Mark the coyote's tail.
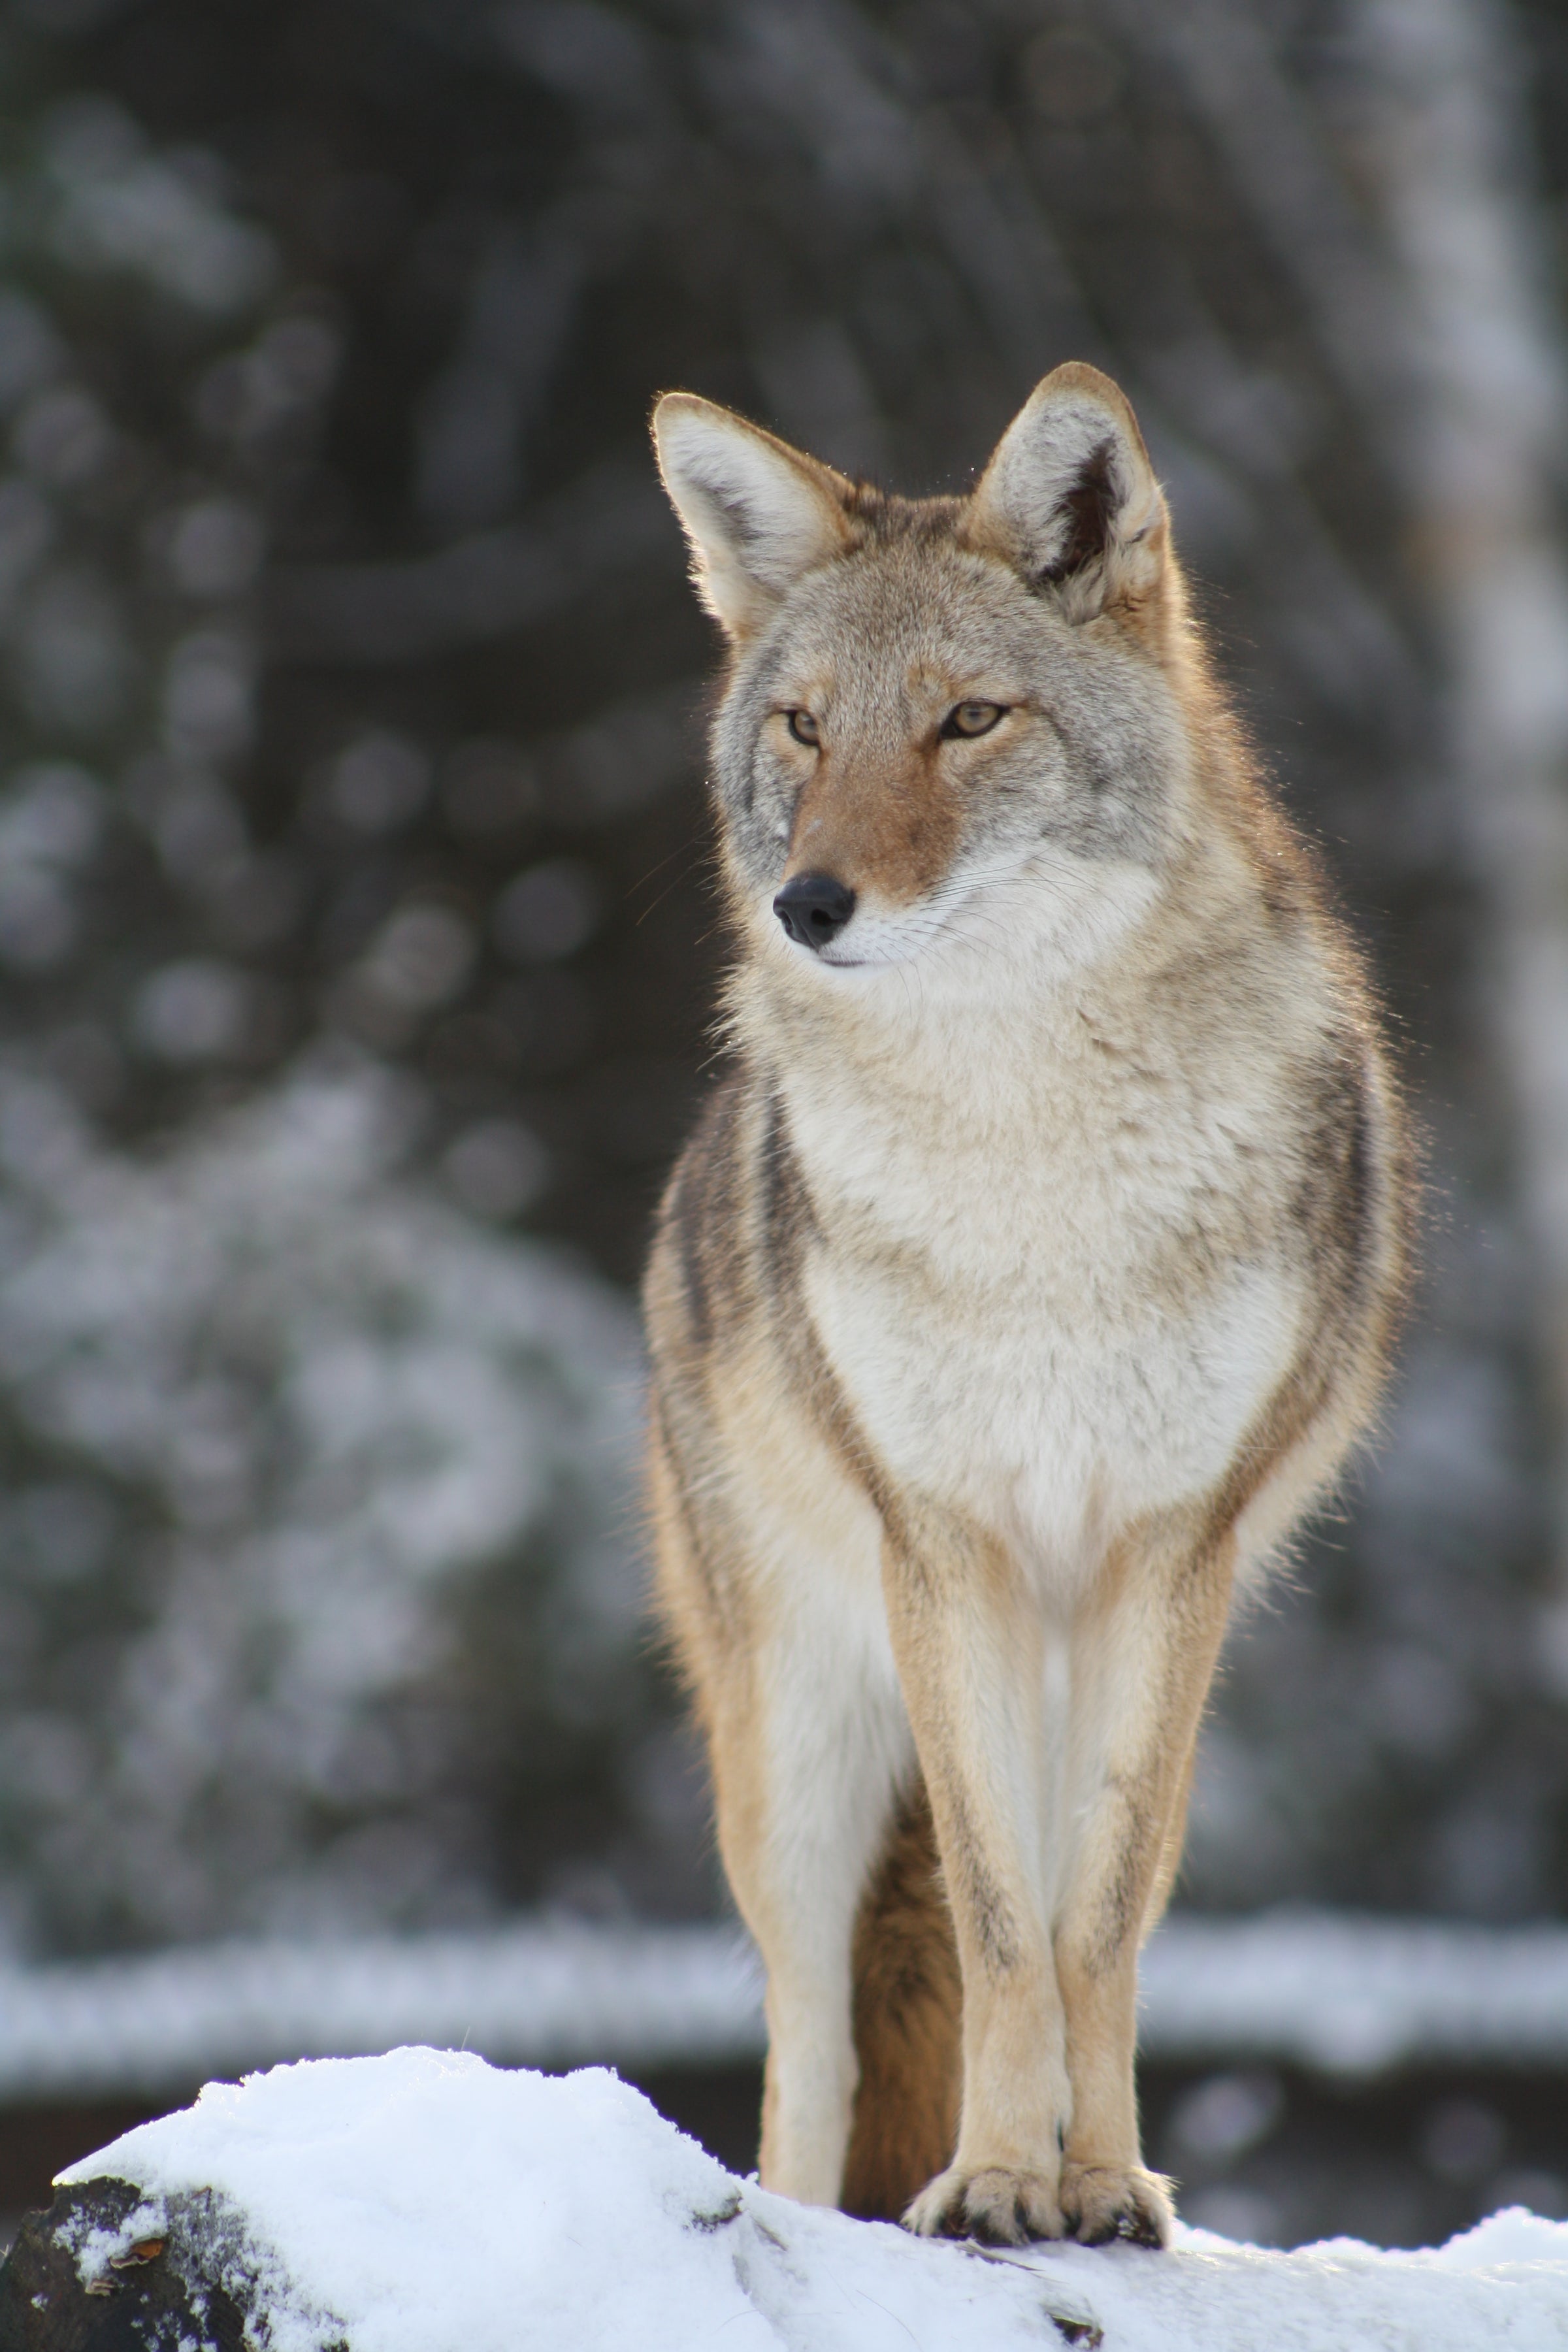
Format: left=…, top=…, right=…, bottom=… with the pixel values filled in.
left=840, top=1779, right=962, bottom=2221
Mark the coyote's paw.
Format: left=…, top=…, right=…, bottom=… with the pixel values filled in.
left=904, top=2163, right=1065, bottom=2246
left=1058, top=2162, right=1173, bottom=2248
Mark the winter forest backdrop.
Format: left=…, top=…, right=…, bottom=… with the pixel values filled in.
left=0, top=0, right=1567, bottom=1964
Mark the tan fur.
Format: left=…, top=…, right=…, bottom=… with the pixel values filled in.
left=644, top=365, right=1413, bottom=2247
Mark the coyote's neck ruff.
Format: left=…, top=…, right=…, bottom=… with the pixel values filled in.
left=645, top=365, right=1410, bottom=2247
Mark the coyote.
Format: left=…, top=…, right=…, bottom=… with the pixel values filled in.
left=644, top=365, right=1410, bottom=2247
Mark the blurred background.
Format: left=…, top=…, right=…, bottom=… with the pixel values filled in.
left=3, top=0, right=1568, bottom=2253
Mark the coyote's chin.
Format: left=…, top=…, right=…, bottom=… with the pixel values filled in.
left=642, top=362, right=1413, bottom=2244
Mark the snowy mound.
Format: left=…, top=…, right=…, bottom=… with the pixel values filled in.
left=11, top=2048, right=1567, bottom=2351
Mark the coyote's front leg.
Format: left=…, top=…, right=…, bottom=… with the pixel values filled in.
left=882, top=1506, right=1074, bottom=2246
left=1051, top=1509, right=1235, bottom=2246
left=702, top=1617, right=907, bottom=2210
left=889, top=1501, right=1232, bottom=2248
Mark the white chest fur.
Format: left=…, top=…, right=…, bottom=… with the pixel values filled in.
left=780, top=976, right=1309, bottom=1591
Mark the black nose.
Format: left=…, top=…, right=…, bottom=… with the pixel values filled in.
left=774, top=871, right=857, bottom=951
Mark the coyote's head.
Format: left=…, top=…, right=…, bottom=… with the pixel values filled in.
left=653, top=365, right=1204, bottom=987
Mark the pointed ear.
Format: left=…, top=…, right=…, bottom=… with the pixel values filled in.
left=965, top=363, right=1168, bottom=623
left=652, top=393, right=857, bottom=641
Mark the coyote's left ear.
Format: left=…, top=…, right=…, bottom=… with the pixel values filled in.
left=652, top=393, right=857, bottom=642
left=966, top=363, right=1168, bottom=624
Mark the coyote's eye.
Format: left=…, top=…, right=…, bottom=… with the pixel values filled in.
left=941, top=701, right=1007, bottom=740
left=785, top=710, right=821, bottom=747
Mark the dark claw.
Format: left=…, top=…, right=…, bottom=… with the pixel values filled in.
left=1070, top=2195, right=1164, bottom=2248
left=965, top=2205, right=1016, bottom=2248
left=1116, top=2203, right=1166, bottom=2249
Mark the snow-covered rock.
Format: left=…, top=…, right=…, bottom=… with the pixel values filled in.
left=6, top=2047, right=1567, bottom=2352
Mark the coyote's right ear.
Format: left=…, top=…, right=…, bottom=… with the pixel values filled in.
left=652, top=394, right=856, bottom=642
left=966, top=363, right=1168, bottom=625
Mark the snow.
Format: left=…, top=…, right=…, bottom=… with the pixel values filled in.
left=1137, top=1910, right=1568, bottom=2072
left=42, top=95, right=277, bottom=316
left=3, top=1909, right=1568, bottom=2104
left=1354, top=0, right=1568, bottom=1584
left=56, top=2047, right=1568, bottom=2352
left=0, top=1919, right=764, bottom=2100
left=0, top=1056, right=642, bottom=1952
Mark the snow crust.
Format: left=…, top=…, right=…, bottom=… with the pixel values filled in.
left=7, top=1909, right=1568, bottom=2103
left=59, top=2046, right=1568, bottom=2352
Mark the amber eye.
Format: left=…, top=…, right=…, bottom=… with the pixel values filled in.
left=941, top=701, right=1007, bottom=740
left=785, top=709, right=821, bottom=747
